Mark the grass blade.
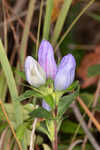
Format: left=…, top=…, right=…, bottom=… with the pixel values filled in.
left=20, top=0, right=35, bottom=66
left=43, top=0, right=53, bottom=40
left=0, top=40, right=18, bottom=98
left=0, top=71, right=7, bottom=101
left=87, top=12, right=100, bottom=21
left=0, top=40, right=23, bottom=127
left=55, top=0, right=95, bottom=52
left=36, top=0, right=44, bottom=58
left=51, top=0, right=72, bottom=46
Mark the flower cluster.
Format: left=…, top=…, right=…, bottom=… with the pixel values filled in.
left=24, top=40, right=76, bottom=110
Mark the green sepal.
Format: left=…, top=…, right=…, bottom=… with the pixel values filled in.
left=62, top=80, right=79, bottom=94
left=54, top=81, right=79, bottom=105
left=38, top=79, right=55, bottom=109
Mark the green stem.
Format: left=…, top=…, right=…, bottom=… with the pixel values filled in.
left=53, top=120, right=58, bottom=150
left=52, top=107, right=58, bottom=150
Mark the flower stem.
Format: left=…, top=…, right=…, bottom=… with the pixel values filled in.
left=52, top=120, right=58, bottom=150
left=52, top=107, right=58, bottom=150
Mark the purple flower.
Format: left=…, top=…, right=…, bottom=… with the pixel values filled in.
left=24, top=40, right=76, bottom=111
left=38, top=40, right=57, bottom=80
left=54, top=54, right=76, bottom=91
left=24, top=56, right=46, bottom=87
left=42, top=100, right=50, bottom=111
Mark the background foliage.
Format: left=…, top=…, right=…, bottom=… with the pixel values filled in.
left=0, top=0, right=100, bottom=150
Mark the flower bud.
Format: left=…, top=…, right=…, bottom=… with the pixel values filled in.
left=54, top=54, right=76, bottom=90
left=24, top=56, right=46, bottom=87
left=38, top=40, right=57, bottom=80
left=42, top=100, right=50, bottom=111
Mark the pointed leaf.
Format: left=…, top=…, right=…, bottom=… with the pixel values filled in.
left=15, top=90, right=42, bottom=102
left=58, top=86, right=79, bottom=116
left=29, top=107, right=52, bottom=119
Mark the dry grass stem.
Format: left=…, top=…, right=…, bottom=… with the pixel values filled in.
left=77, top=96, right=100, bottom=132
left=71, top=102, right=100, bottom=150
left=82, top=79, right=100, bottom=149
left=67, top=140, right=83, bottom=150
left=30, top=118, right=37, bottom=150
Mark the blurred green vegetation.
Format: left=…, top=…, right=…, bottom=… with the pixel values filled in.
left=0, top=0, right=100, bottom=150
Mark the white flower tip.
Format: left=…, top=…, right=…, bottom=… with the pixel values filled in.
left=24, top=56, right=46, bottom=87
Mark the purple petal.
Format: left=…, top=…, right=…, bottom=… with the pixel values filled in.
left=42, top=100, right=50, bottom=111
left=54, top=54, right=76, bottom=90
left=38, top=40, right=57, bottom=80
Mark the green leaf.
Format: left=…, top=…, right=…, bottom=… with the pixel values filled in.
left=64, top=81, right=79, bottom=93
left=43, top=0, right=53, bottom=40
left=80, top=93, right=94, bottom=106
left=38, top=126, right=49, bottom=137
left=0, top=104, right=14, bottom=121
left=29, top=107, right=52, bottom=119
left=37, top=122, right=53, bottom=142
left=16, top=124, right=31, bottom=148
left=16, top=124, right=27, bottom=141
left=46, top=120, right=54, bottom=141
left=88, top=64, right=100, bottom=77
left=42, top=144, right=51, bottom=150
left=58, top=86, right=79, bottom=116
left=43, top=94, right=55, bottom=109
left=36, top=135, right=43, bottom=145
left=94, top=106, right=100, bottom=112
left=61, top=119, right=84, bottom=134
left=15, top=90, right=42, bottom=102
left=15, top=69, right=26, bottom=80
left=0, top=121, right=8, bottom=133
left=24, top=103, right=35, bottom=112
left=0, top=124, right=7, bottom=133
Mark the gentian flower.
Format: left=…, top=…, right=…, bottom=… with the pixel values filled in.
left=24, top=56, right=46, bottom=87
left=54, top=54, right=76, bottom=91
left=24, top=40, right=76, bottom=111
left=41, top=53, right=76, bottom=110
left=38, top=40, right=57, bottom=80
